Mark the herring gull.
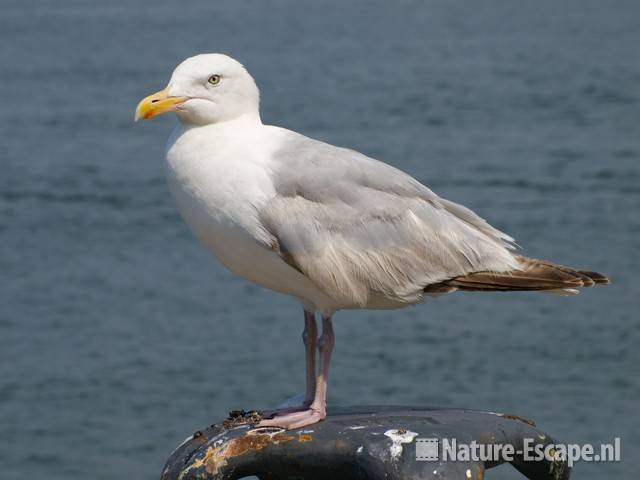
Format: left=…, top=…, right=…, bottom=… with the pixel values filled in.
left=135, top=54, right=609, bottom=429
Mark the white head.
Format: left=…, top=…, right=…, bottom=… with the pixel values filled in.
left=135, top=54, right=260, bottom=125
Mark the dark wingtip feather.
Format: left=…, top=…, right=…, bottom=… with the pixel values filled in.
left=430, top=257, right=610, bottom=293
left=578, top=270, right=610, bottom=285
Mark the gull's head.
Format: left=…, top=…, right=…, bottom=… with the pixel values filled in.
left=135, top=54, right=260, bottom=125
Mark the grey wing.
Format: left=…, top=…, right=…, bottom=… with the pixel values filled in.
left=260, top=131, right=519, bottom=308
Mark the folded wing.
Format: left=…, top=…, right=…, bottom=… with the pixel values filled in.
left=259, top=131, right=519, bottom=308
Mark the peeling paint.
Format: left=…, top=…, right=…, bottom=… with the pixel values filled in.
left=489, top=412, right=536, bottom=426
left=178, top=430, right=294, bottom=480
left=247, top=426, right=285, bottom=437
left=384, top=429, right=418, bottom=460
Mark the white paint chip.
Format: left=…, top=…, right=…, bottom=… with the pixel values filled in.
left=384, top=429, right=419, bottom=460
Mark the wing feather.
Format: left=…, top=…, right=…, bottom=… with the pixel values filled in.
left=260, top=130, right=518, bottom=308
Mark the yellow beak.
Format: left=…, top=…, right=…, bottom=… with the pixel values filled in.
left=134, top=88, right=188, bottom=121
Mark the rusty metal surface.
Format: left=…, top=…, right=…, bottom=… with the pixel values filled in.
left=161, top=406, right=571, bottom=480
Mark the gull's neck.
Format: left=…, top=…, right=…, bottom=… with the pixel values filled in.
left=220, top=111, right=262, bottom=127
left=183, top=112, right=262, bottom=129
left=169, top=112, right=265, bottom=153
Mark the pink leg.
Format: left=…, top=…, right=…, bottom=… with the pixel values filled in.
left=258, top=315, right=334, bottom=429
left=260, top=311, right=317, bottom=418
left=302, top=311, right=318, bottom=405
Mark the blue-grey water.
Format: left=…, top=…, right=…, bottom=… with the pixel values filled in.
left=1, top=1, right=639, bottom=478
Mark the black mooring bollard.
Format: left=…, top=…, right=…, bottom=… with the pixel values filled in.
left=160, top=406, right=571, bottom=480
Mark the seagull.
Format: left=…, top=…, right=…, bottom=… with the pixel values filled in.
left=135, top=54, right=609, bottom=429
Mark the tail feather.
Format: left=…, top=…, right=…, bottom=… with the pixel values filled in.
left=425, top=255, right=609, bottom=294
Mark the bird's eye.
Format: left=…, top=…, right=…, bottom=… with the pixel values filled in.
left=207, top=74, right=222, bottom=86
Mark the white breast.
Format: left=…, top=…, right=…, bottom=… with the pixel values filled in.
left=164, top=119, right=335, bottom=312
